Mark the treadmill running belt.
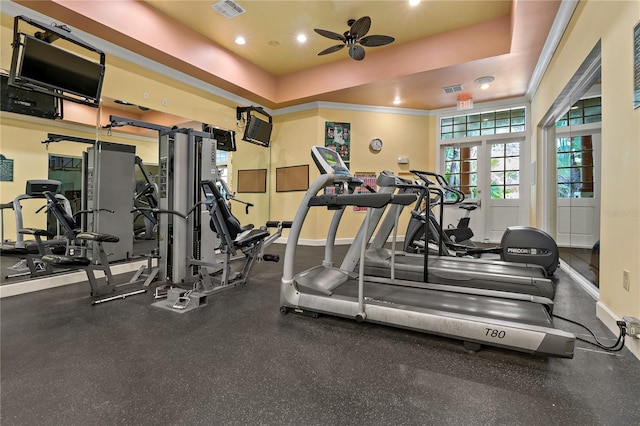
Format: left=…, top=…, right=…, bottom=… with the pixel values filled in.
left=330, top=279, right=554, bottom=328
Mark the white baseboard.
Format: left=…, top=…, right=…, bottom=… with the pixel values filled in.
left=596, top=301, right=640, bottom=361
left=559, top=259, right=599, bottom=300
left=552, top=261, right=639, bottom=361
left=0, top=259, right=150, bottom=299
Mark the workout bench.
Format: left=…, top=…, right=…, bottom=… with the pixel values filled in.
left=40, top=191, right=146, bottom=302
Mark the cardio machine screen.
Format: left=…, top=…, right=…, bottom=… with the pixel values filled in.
left=311, top=146, right=350, bottom=175
left=323, top=149, right=340, bottom=168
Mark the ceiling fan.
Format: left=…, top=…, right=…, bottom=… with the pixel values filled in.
left=314, top=16, right=395, bottom=61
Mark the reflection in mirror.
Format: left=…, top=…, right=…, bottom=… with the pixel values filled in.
left=555, top=92, right=601, bottom=287
left=0, top=96, right=271, bottom=285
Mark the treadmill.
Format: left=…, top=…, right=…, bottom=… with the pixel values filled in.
left=1, top=180, right=70, bottom=255
left=279, top=146, right=574, bottom=358
left=339, top=171, right=557, bottom=300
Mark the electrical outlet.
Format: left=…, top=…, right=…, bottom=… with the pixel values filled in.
left=623, top=316, right=640, bottom=338
left=143, top=91, right=149, bottom=99
left=623, top=269, right=630, bottom=291
left=162, top=98, right=167, bottom=106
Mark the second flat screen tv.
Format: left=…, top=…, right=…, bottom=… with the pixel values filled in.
left=242, top=115, right=272, bottom=147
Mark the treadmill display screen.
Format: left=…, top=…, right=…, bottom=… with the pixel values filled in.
left=311, top=146, right=350, bottom=175
left=322, top=149, right=340, bottom=168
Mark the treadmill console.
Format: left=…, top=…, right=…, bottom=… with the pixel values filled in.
left=311, top=146, right=350, bottom=176
left=26, top=179, right=62, bottom=197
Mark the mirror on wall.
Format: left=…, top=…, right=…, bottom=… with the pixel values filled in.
left=0, top=96, right=272, bottom=283
left=555, top=92, right=601, bottom=288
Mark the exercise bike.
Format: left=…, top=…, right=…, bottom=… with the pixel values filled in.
left=404, top=170, right=560, bottom=276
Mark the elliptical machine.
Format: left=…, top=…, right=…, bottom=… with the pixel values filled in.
left=404, top=170, right=560, bottom=276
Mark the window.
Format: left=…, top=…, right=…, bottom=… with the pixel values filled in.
left=556, top=97, right=601, bottom=127
left=216, top=150, right=229, bottom=164
left=490, top=142, right=520, bottom=199
left=443, top=146, right=478, bottom=199
left=557, top=136, right=594, bottom=198
left=440, top=107, right=526, bottom=139
left=215, top=150, right=230, bottom=195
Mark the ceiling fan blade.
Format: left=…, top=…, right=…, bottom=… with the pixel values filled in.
left=349, top=16, right=371, bottom=39
left=349, top=45, right=366, bottom=61
left=314, top=28, right=346, bottom=41
left=318, top=44, right=345, bottom=56
left=359, top=35, right=395, bottom=47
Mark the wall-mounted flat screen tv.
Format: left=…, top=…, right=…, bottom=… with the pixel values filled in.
left=242, top=115, right=272, bottom=148
left=203, top=124, right=237, bottom=152
left=11, top=33, right=104, bottom=106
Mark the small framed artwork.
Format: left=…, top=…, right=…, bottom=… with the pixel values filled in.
left=634, top=20, right=640, bottom=109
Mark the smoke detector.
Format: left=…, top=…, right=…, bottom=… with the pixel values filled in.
left=474, top=76, right=495, bottom=90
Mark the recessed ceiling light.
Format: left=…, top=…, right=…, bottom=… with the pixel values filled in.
left=297, top=34, right=307, bottom=43
left=235, top=36, right=246, bottom=45
left=409, top=0, right=421, bottom=6
left=393, top=98, right=402, bottom=105
left=114, top=99, right=133, bottom=105
left=474, top=76, right=495, bottom=90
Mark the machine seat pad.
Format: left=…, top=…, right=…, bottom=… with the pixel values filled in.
left=234, top=229, right=269, bottom=249
left=76, top=232, right=120, bottom=243
left=41, top=254, right=91, bottom=266
left=18, top=228, right=55, bottom=237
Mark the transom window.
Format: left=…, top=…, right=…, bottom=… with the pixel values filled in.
left=555, top=97, right=601, bottom=127
left=443, top=146, right=478, bottom=200
left=557, top=136, right=594, bottom=198
left=490, top=142, right=520, bottom=199
left=440, top=107, right=526, bottom=139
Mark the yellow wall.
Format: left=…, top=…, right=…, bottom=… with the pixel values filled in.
left=531, top=0, right=640, bottom=341
left=0, top=115, right=158, bottom=236
left=2, top=11, right=435, bottom=244
left=1, top=12, right=269, bottom=233
left=270, top=107, right=434, bottom=242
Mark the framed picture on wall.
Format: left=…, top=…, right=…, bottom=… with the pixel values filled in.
left=0, top=154, right=14, bottom=181
left=325, top=121, right=351, bottom=170
left=352, top=172, right=377, bottom=212
left=634, top=20, right=640, bottom=109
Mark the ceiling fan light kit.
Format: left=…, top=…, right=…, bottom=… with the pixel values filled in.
left=315, top=16, right=395, bottom=61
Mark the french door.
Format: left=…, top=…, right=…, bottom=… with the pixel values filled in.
left=441, top=137, right=528, bottom=243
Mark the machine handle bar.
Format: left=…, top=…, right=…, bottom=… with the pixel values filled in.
left=131, top=207, right=188, bottom=219
left=72, top=208, right=115, bottom=219
left=265, top=220, right=293, bottom=229
left=410, top=169, right=465, bottom=204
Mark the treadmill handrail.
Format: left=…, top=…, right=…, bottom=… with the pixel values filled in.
left=411, top=169, right=466, bottom=204
left=308, top=193, right=417, bottom=209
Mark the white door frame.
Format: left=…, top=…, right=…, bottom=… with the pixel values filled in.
left=439, top=134, right=530, bottom=243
